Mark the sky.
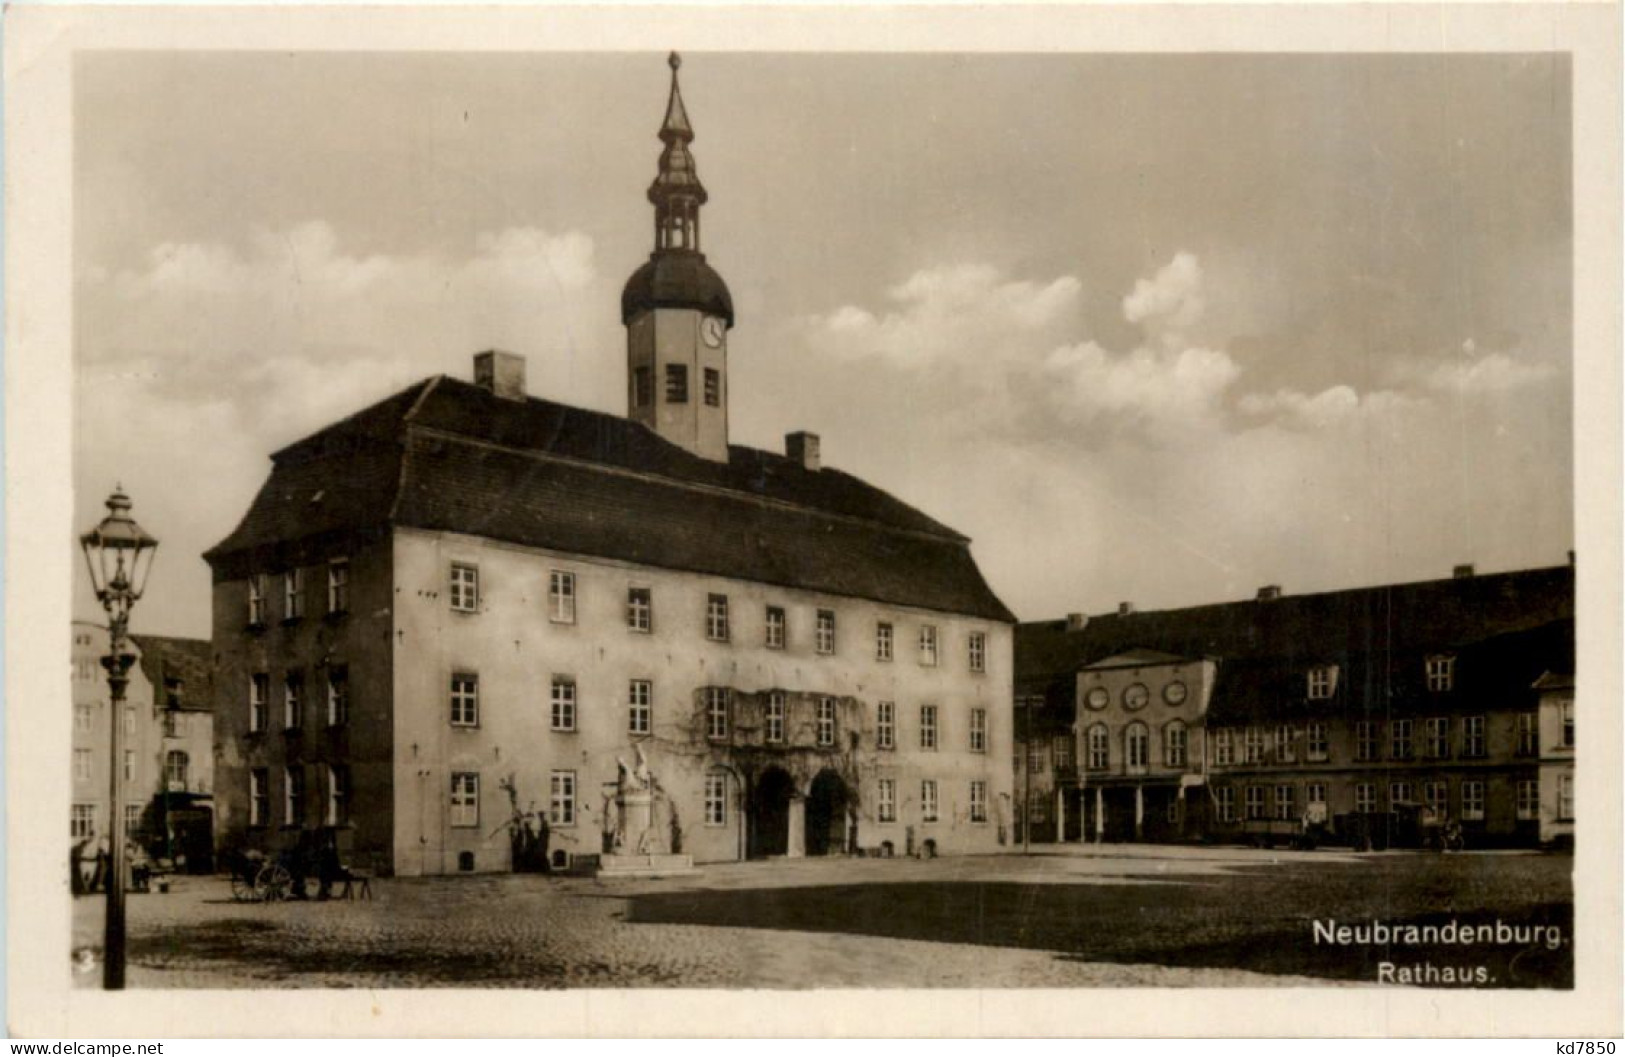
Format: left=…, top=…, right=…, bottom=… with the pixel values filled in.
left=73, top=51, right=1574, bottom=639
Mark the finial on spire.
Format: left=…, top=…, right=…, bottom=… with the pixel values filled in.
left=669, top=51, right=681, bottom=72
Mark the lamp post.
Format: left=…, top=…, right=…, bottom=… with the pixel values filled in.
left=80, top=486, right=159, bottom=991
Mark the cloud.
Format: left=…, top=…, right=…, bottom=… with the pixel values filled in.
left=1122, top=251, right=1206, bottom=340
left=1413, top=351, right=1558, bottom=395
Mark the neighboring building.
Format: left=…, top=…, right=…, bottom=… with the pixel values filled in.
left=1015, top=564, right=1575, bottom=848
left=205, top=55, right=1014, bottom=876
left=71, top=622, right=216, bottom=869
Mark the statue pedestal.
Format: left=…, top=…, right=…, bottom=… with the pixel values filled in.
left=595, top=787, right=697, bottom=878
left=597, top=852, right=696, bottom=878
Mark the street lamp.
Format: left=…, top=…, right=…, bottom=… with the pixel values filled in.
left=80, top=485, right=159, bottom=991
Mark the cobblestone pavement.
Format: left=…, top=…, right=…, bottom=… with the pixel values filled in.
left=72, top=847, right=1525, bottom=989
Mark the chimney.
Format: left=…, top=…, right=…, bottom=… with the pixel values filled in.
left=1257, top=585, right=1283, bottom=601
left=1118, top=601, right=1135, bottom=616
left=1453, top=564, right=1475, bottom=580
left=1568, top=550, right=1576, bottom=567
left=473, top=350, right=527, bottom=400
left=786, top=431, right=821, bottom=472
left=1065, top=612, right=1088, bottom=632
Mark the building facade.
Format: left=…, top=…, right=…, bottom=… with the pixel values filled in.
left=1015, top=564, right=1575, bottom=848
left=71, top=622, right=216, bottom=869
left=207, top=55, right=1015, bottom=876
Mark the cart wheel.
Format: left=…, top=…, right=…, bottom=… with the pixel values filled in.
left=258, top=863, right=292, bottom=903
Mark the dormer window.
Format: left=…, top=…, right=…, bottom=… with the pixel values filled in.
left=1425, top=655, right=1455, bottom=692
left=1307, top=665, right=1337, bottom=700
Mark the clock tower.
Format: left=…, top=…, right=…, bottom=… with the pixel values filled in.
left=621, top=52, right=735, bottom=463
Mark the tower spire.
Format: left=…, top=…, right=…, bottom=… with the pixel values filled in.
left=648, top=50, right=707, bottom=252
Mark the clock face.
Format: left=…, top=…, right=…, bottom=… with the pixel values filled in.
left=701, top=316, right=726, bottom=348
left=1123, top=683, right=1150, bottom=710
left=1164, top=680, right=1188, bottom=705
left=1085, top=687, right=1109, bottom=710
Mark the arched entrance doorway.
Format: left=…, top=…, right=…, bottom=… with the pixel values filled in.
left=749, top=767, right=795, bottom=858
left=805, top=769, right=852, bottom=857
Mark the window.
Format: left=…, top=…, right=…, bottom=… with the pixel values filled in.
left=703, top=367, right=721, bottom=407
left=325, top=764, right=351, bottom=826
left=1516, top=779, right=1539, bottom=821
left=817, top=697, right=836, bottom=747
left=1557, top=773, right=1574, bottom=820
left=451, top=772, right=480, bottom=828
left=1213, top=728, right=1234, bottom=766
left=1027, top=741, right=1044, bottom=775
left=1389, top=781, right=1412, bottom=807
left=706, top=594, right=730, bottom=642
left=1389, top=719, right=1413, bottom=760
left=284, top=766, right=305, bottom=827
left=123, top=750, right=135, bottom=783
left=1461, top=780, right=1485, bottom=821
left=450, top=673, right=479, bottom=727
left=283, top=568, right=305, bottom=620
left=765, top=606, right=785, bottom=649
left=877, top=778, right=897, bottom=822
left=1274, top=724, right=1295, bottom=763
left=549, top=770, right=576, bottom=826
left=627, top=588, right=652, bottom=632
left=450, top=563, right=479, bottom=613
left=1164, top=721, right=1188, bottom=769
left=248, top=574, right=267, bottom=625
left=1216, top=787, right=1236, bottom=823
left=970, top=709, right=987, bottom=754
left=124, top=708, right=137, bottom=736
left=1424, top=780, right=1449, bottom=815
left=1028, top=793, right=1048, bottom=824
left=629, top=680, right=652, bottom=736
left=1166, top=799, right=1182, bottom=825
left=968, top=632, right=986, bottom=673
left=1274, top=784, right=1295, bottom=821
left=250, top=673, right=270, bottom=733
left=550, top=676, right=577, bottom=732
left=1244, top=727, right=1265, bottom=764
left=1126, top=723, right=1150, bottom=773
left=1425, top=654, right=1456, bottom=692
left=1307, top=782, right=1326, bottom=808
left=767, top=692, right=786, bottom=745
left=1307, top=665, right=1335, bottom=700
left=704, top=772, right=727, bottom=826
left=1355, top=782, right=1375, bottom=814
left=919, top=705, right=938, bottom=750
left=327, top=559, right=350, bottom=614
left=665, top=363, right=688, bottom=403
left=970, top=780, right=988, bottom=823
left=74, top=704, right=92, bottom=732
left=74, top=748, right=92, bottom=782
left=1245, top=786, right=1265, bottom=820
left=72, top=804, right=96, bottom=840
left=920, top=780, right=939, bottom=823
left=633, top=366, right=652, bottom=408
left=163, top=710, right=181, bottom=738
left=875, top=622, right=893, bottom=662
left=1053, top=732, right=1072, bottom=769
left=1560, top=700, right=1574, bottom=748
left=284, top=671, right=304, bottom=730
left=540, top=570, right=575, bottom=625
left=164, top=677, right=185, bottom=711
left=249, top=770, right=269, bottom=827
left=815, top=610, right=836, bottom=655
left=327, top=666, right=349, bottom=727
left=1355, top=721, right=1379, bottom=762
left=165, top=750, right=189, bottom=788
left=918, top=625, right=939, bottom=666
left=1425, top=717, right=1451, bottom=759
left=1459, top=715, right=1484, bottom=758
left=1085, top=718, right=1111, bottom=770
left=705, top=687, right=730, bottom=741
left=875, top=701, right=893, bottom=750
left=1516, top=713, right=1538, bottom=756
left=1306, top=721, right=1329, bottom=761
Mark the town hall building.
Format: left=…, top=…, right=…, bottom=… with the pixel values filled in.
left=207, top=54, right=1016, bottom=875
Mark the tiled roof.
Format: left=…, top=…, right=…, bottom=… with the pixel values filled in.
left=1015, top=565, right=1576, bottom=714
left=207, top=377, right=1014, bottom=623
left=130, top=634, right=214, bottom=712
